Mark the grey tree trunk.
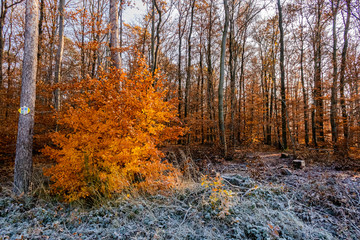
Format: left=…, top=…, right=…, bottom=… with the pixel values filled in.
left=228, top=0, right=237, bottom=148
left=277, top=0, right=287, bottom=149
left=110, top=0, right=121, bottom=69
left=313, top=0, right=325, bottom=144
left=53, top=0, right=65, bottom=111
left=150, top=0, right=155, bottom=72
left=300, top=29, right=309, bottom=146
left=0, top=0, right=7, bottom=88
left=184, top=0, right=195, bottom=120
left=177, top=9, right=183, bottom=120
left=13, top=0, right=39, bottom=195
left=219, top=0, right=229, bottom=156
left=330, top=0, right=339, bottom=144
left=206, top=0, right=216, bottom=142
left=339, top=0, right=351, bottom=149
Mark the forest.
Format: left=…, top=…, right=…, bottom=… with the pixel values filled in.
left=0, top=0, right=359, bottom=239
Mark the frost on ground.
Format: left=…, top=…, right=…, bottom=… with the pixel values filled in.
left=1, top=149, right=359, bottom=240
left=0, top=173, right=350, bottom=240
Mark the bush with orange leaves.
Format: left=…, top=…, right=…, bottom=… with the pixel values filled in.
left=42, top=60, right=183, bottom=202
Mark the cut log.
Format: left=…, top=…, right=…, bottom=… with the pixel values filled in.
left=280, top=168, right=292, bottom=175
left=280, top=153, right=290, bottom=158
left=293, top=160, right=305, bottom=169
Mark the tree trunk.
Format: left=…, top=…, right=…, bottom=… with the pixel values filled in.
left=152, top=0, right=161, bottom=79
left=150, top=0, right=155, bottom=72
left=277, top=0, right=287, bottom=149
left=219, top=0, right=229, bottom=156
left=37, top=0, right=44, bottom=73
left=53, top=0, right=65, bottom=111
left=299, top=1, right=309, bottom=146
left=330, top=0, right=339, bottom=144
left=110, top=0, right=121, bottom=69
left=229, top=1, right=237, bottom=148
left=13, top=0, right=39, bottom=195
left=339, top=0, right=351, bottom=149
left=206, top=0, right=216, bottom=143
left=184, top=0, right=195, bottom=120
left=313, top=0, right=325, bottom=143
left=177, top=10, right=183, bottom=120
left=0, top=0, right=10, bottom=88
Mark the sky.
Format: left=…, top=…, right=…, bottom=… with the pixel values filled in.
left=122, top=0, right=147, bottom=24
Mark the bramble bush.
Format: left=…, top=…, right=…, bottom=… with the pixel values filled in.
left=42, top=59, right=183, bottom=202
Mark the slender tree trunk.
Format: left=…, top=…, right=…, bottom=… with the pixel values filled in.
left=330, top=0, right=339, bottom=144
left=5, top=8, right=13, bottom=120
left=219, top=0, right=229, bottom=156
left=200, top=50, right=205, bottom=144
left=13, top=0, right=39, bottom=195
left=299, top=2, right=309, bottom=146
left=152, top=0, right=161, bottom=78
left=119, top=0, right=123, bottom=59
left=339, top=0, right=351, bottom=149
left=80, top=3, right=85, bottom=80
left=184, top=0, right=195, bottom=120
left=300, top=35, right=309, bottom=146
left=177, top=12, right=183, bottom=120
left=312, top=107, right=317, bottom=146
left=53, top=0, right=65, bottom=111
left=229, top=1, right=237, bottom=148
left=238, top=28, right=247, bottom=143
left=37, top=0, right=44, bottom=72
left=277, top=0, right=287, bottom=149
left=110, top=0, right=121, bottom=69
left=206, top=0, right=216, bottom=142
left=46, top=4, right=57, bottom=85
left=313, top=0, right=325, bottom=143
left=0, top=1, right=8, bottom=88
left=150, top=0, right=155, bottom=72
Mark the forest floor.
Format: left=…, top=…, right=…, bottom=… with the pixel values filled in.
left=0, top=145, right=359, bottom=239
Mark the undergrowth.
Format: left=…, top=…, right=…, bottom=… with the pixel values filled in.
left=1, top=172, right=341, bottom=240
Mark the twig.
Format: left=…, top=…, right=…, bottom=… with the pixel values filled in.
left=221, top=178, right=248, bottom=190
left=179, top=206, right=192, bottom=226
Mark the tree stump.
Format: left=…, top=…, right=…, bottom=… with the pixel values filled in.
left=293, top=160, right=305, bottom=169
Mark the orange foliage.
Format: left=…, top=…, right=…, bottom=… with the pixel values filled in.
left=42, top=59, right=183, bottom=202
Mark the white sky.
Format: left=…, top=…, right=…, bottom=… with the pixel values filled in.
left=122, top=0, right=147, bottom=24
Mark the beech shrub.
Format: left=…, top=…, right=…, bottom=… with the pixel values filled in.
left=42, top=59, right=183, bottom=202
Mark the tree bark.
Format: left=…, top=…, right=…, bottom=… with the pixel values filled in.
left=206, top=0, right=216, bottom=142
left=330, top=0, right=339, bottom=144
left=177, top=8, right=183, bottom=120
left=110, top=0, right=121, bottom=69
left=313, top=0, right=325, bottom=143
left=0, top=0, right=8, bottom=88
left=277, top=0, right=287, bottom=149
left=219, top=0, right=229, bottom=156
left=184, top=0, right=195, bottom=120
left=13, top=0, right=39, bottom=195
left=229, top=0, right=237, bottom=148
left=339, top=0, right=351, bottom=149
left=299, top=0, right=309, bottom=146
left=53, top=0, right=65, bottom=111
